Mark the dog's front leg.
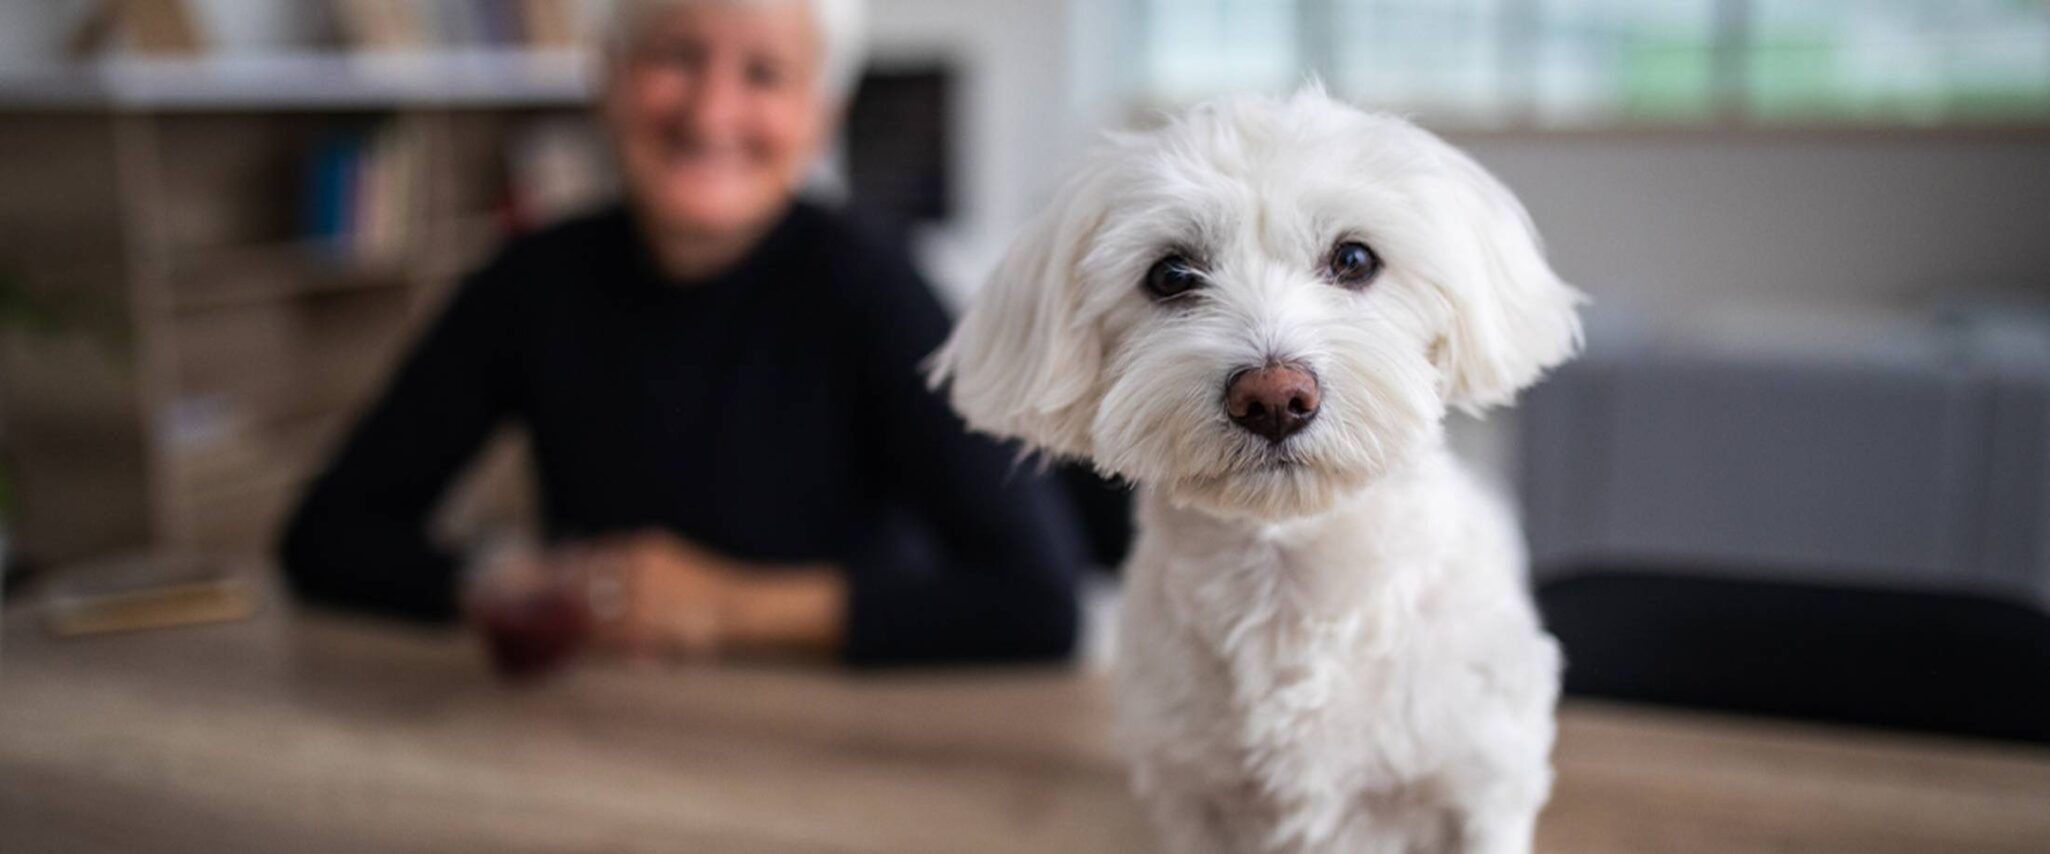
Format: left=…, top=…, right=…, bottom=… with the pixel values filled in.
left=1459, top=815, right=1537, bottom=854
left=1452, top=795, right=1542, bottom=854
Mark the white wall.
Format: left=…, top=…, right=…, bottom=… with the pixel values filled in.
left=1454, top=132, right=2050, bottom=318
left=865, top=0, right=1092, bottom=302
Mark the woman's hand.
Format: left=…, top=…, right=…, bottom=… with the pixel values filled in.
left=565, top=530, right=736, bottom=661
left=568, top=530, right=848, bottom=663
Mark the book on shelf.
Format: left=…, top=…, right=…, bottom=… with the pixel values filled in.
left=299, top=115, right=610, bottom=274
left=425, top=0, right=481, bottom=48
left=521, top=0, right=584, bottom=50
left=303, top=122, right=428, bottom=266
left=334, top=0, right=430, bottom=51
left=70, top=0, right=205, bottom=57
left=358, top=123, right=425, bottom=263
left=344, top=0, right=593, bottom=51
left=305, top=135, right=360, bottom=253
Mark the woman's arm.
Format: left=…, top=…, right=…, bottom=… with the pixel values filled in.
left=278, top=270, right=519, bottom=622
left=834, top=241, right=1091, bottom=666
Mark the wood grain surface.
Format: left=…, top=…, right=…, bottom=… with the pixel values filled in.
left=4, top=593, right=2048, bottom=853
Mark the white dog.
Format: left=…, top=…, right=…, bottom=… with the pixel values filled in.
left=931, top=87, right=1582, bottom=854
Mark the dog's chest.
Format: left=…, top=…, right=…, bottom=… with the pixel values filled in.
left=1133, top=523, right=1465, bottom=790
left=1203, top=553, right=1444, bottom=783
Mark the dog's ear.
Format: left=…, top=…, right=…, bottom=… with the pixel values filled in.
left=1420, top=141, right=1585, bottom=412
left=928, top=165, right=1110, bottom=458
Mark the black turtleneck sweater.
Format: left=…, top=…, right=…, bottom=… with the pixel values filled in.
left=279, top=202, right=1086, bottom=666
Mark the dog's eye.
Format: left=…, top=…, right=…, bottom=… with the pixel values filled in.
left=1144, top=255, right=1203, bottom=301
left=1327, top=241, right=1383, bottom=288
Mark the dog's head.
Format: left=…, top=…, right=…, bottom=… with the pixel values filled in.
left=931, top=88, right=1584, bottom=520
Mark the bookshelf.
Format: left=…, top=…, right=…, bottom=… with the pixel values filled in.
left=0, top=51, right=607, bottom=566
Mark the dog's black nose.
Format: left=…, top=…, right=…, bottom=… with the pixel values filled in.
left=1225, top=364, right=1320, bottom=443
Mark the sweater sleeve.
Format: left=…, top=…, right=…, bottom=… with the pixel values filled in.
left=839, top=243, right=1090, bottom=667
left=277, top=266, right=520, bottom=623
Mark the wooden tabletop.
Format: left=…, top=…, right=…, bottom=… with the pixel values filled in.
left=5, top=593, right=2049, bottom=853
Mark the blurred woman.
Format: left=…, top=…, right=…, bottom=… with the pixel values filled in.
left=280, top=0, right=1087, bottom=667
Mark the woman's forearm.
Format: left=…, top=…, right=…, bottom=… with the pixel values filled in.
left=720, top=564, right=848, bottom=660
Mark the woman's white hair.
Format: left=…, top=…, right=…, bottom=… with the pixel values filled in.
left=610, top=0, right=867, bottom=101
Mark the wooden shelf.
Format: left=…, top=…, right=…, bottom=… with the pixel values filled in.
left=0, top=49, right=597, bottom=113
left=165, top=241, right=417, bottom=313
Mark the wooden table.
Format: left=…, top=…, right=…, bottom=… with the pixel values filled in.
left=5, top=594, right=2050, bottom=853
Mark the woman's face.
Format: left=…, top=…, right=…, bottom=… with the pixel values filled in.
left=606, top=1, right=829, bottom=242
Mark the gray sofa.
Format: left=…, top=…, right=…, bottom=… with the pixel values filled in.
left=1522, top=304, right=2050, bottom=612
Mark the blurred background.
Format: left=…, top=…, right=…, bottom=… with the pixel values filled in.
left=1, top=0, right=2048, bottom=787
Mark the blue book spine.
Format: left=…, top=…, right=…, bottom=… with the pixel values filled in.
left=306, top=134, right=365, bottom=256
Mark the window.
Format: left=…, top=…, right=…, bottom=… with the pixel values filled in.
left=1140, top=0, right=1302, bottom=102
left=1746, top=0, right=2050, bottom=124
left=1132, top=0, right=2050, bottom=128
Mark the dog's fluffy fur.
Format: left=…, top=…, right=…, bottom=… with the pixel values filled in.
left=931, top=88, right=1583, bottom=854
